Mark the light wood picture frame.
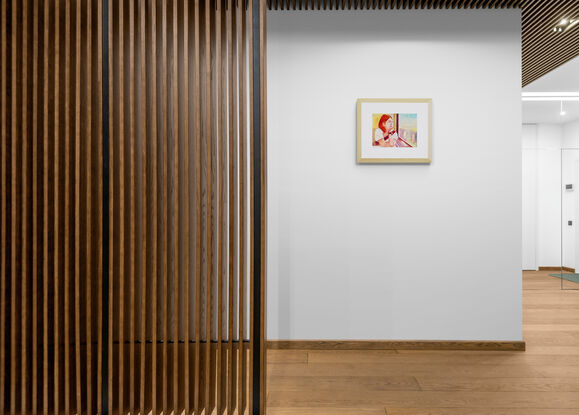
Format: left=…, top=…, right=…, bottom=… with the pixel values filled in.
left=357, top=98, right=432, bottom=164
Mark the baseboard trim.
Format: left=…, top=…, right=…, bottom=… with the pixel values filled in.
left=267, top=340, right=526, bottom=352
left=539, top=266, right=575, bottom=272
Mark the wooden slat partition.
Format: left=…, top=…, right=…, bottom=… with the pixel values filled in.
left=0, top=1, right=104, bottom=413
left=106, top=0, right=266, bottom=414
left=1, top=0, right=267, bottom=413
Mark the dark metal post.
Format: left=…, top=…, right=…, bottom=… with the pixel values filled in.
left=252, top=0, right=262, bottom=413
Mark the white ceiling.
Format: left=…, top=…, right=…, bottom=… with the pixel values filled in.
left=522, top=55, right=579, bottom=125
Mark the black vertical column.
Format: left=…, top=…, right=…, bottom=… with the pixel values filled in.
left=251, top=0, right=262, bottom=413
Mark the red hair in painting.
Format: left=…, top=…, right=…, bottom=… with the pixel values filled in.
left=378, top=114, right=392, bottom=132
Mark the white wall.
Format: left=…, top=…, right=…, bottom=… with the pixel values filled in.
left=536, top=124, right=562, bottom=268
left=564, top=119, right=579, bottom=148
left=562, top=119, right=579, bottom=269
left=523, top=121, right=579, bottom=271
left=522, top=125, right=537, bottom=270
left=267, top=10, right=522, bottom=341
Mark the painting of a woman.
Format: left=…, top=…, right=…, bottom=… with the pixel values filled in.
left=373, top=113, right=412, bottom=147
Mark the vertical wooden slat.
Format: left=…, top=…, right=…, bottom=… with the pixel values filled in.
left=138, top=0, right=148, bottom=413
left=74, top=0, right=82, bottom=412
left=118, top=0, right=126, bottom=411
left=193, top=0, right=202, bottom=411
left=259, top=1, right=267, bottom=412
left=129, top=0, right=136, bottom=412
left=161, top=0, right=169, bottom=412
left=97, top=0, right=104, bottom=412
left=183, top=0, right=191, bottom=411
left=53, top=0, right=61, bottom=410
left=86, top=0, right=94, bottom=411
left=247, top=0, right=254, bottom=409
left=238, top=0, right=248, bottom=411
left=150, top=0, right=159, bottom=412
left=205, top=0, right=214, bottom=408
left=32, top=0, right=39, bottom=411
left=227, top=0, right=237, bottom=410
left=172, top=0, right=180, bottom=411
left=107, top=0, right=114, bottom=409
left=64, top=0, right=72, bottom=410
left=10, top=3, right=17, bottom=412
left=0, top=0, right=7, bottom=411
left=21, top=0, right=29, bottom=410
left=215, top=0, right=224, bottom=412
left=41, top=0, right=49, bottom=409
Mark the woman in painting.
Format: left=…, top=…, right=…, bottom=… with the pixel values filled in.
left=373, top=114, right=398, bottom=147
left=373, top=114, right=412, bottom=147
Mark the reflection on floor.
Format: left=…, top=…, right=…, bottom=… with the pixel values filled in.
left=549, top=272, right=579, bottom=284
left=266, top=271, right=579, bottom=415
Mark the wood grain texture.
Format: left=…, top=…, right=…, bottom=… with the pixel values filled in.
left=183, top=0, right=192, bottom=411
left=216, top=0, right=226, bottom=412
left=0, top=2, right=102, bottom=413
left=97, top=0, right=103, bottom=411
left=161, top=0, right=169, bottom=412
left=86, top=0, right=94, bottom=412
left=107, top=0, right=114, bottom=410
left=31, top=1, right=39, bottom=411
left=118, top=0, right=126, bottom=411
left=194, top=0, right=203, bottom=411
left=138, top=0, right=147, bottom=413
left=64, top=0, right=71, bottom=410
left=0, top=1, right=263, bottom=413
left=10, top=4, right=18, bottom=412
left=54, top=0, right=61, bottom=411
left=129, top=0, right=136, bottom=413
left=204, top=0, right=214, bottom=409
left=238, top=0, right=248, bottom=412
left=0, top=0, right=7, bottom=410
left=74, top=0, right=82, bottom=411
left=42, top=0, right=49, bottom=411
left=171, top=0, right=180, bottom=411
left=268, top=341, right=526, bottom=351
left=227, top=0, right=238, bottom=410
left=149, top=0, right=159, bottom=412
left=21, top=1, right=29, bottom=411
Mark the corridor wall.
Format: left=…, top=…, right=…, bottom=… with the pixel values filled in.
left=267, top=9, right=522, bottom=341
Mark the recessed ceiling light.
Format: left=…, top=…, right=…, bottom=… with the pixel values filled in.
left=560, top=100, right=567, bottom=116
left=553, top=18, right=578, bottom=33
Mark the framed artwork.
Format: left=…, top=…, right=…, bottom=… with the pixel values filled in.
left=357, top=98, right=432, bottom=164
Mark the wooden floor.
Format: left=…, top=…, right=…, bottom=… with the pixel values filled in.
left=266, top=271, right=579, bottom=415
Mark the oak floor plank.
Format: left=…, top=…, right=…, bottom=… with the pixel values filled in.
left=267, top=409, right=385, bottom=415
left=308, top=351, right=579, bottom=366
left=267, top=390, right=579, bottom=409
left=267, top=376, right=421, bottom=392
left=385, top=409, right=579, bottom=415
left=267, top=350, right=308, bottom=364
left=267, top=362, right=546, bottom=378
left=416, top=377, right=579, bottom=392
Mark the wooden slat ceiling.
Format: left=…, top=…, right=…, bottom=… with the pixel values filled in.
left=266, top=0, right=579, bottom=87
left=522, top=1, right=579, bottom=86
